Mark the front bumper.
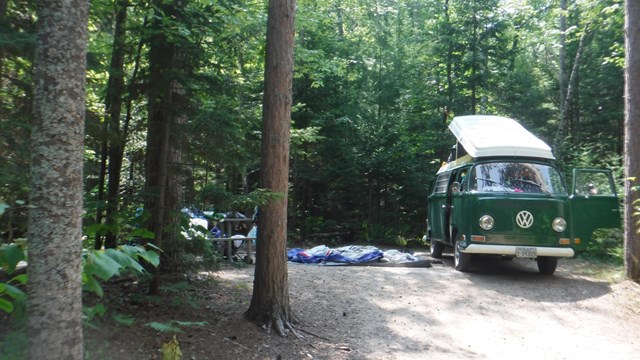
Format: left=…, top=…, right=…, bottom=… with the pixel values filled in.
left=461, top=244, right=575, bottom=258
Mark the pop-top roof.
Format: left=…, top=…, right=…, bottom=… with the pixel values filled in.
left=448, top=115, right=555, bottom=160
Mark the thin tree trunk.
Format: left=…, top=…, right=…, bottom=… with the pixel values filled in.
left=470, top=1, right=478, bottom=114
left=28, top=0, right=88, bottom=358
left=94, top=129, right=107, bottom=249
left=444, top=0, right=453, bottom=120
left=104, top=0, right=129, bottom=249
left=624, top=0, right=640, bottom=280
left=245, top=0, right=298, bottom=337
left=0, top=0, right=6, bottom=97
left=554, top=23, right=589, bottom=152
left=559, top=0, right=567, bottom=119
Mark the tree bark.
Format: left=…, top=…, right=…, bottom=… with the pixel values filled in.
left=27, top=0, right=88, bottom=358
left=559, top=0, right=567, bottom=119
left=245, top=0, right=298, bottom=337
left=624, top=0, right=640, bottom=280
left=144, top=1, right=174, bottom=294
left=104, top=0, right=129, bottom=249
left=144, top=0, right=189, bottom=291
left=94, top=123, right=108, bottom=249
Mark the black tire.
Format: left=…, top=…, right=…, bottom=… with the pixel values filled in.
left=452, top=228, right=471, bottom=272
left=430, top=239, right=444, bottom=258
left=536, top=256, right=558, bottom=275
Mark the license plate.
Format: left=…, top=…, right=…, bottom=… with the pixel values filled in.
left=515, top=247, right=537, bottom=258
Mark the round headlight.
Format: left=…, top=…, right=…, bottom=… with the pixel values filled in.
left=479, top=215, right=495, bottom=230
left=552, top=217, right=566, bottom=232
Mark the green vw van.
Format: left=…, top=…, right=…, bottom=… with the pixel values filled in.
left=426, top=115, right=620, bottom=274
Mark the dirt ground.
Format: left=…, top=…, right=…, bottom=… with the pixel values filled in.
left=4, top=249, right=640, bottom=359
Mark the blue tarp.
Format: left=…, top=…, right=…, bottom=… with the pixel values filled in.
left=287, top=245, right=390, bottom=264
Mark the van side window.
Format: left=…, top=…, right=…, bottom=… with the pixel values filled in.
left=433, top=173, right=449, bottom=194
left=573, top=171, right=614, bottom=196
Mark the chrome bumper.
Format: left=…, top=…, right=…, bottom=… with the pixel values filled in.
left=461, top=244, right=575, bottom=258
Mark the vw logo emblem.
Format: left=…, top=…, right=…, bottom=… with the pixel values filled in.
left=516, top=211, right=534, bottom=228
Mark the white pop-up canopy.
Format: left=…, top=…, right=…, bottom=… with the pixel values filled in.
left=448, top=115, right=555, bottom=160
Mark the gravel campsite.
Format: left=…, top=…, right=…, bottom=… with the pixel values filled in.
left=75, top=250, right=640, bottom=360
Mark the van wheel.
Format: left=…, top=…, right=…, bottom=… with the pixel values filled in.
left=536, top=257, right=558, bottom=275
left=430, top=240, right=444, bottom=258
left=452, top=230, right=471, bottom=272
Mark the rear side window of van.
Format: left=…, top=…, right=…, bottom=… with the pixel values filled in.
left=433, top=173, right=449, bottom=194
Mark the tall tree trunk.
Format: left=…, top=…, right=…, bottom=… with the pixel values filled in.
left=559, top=0, right=567, bottom=117
left=94, top=126, right=108, bottom=249
left=470, top=1, right=478, bottom=114
left=555, top=0, right=569, bottom=156
left=144, top=1, right=175, bottom=294
left=245, top=0, right=298, bottom=337
left=28, top=0, right=88, bottom=358
left=624, top=0, right=640, bottom=280
left=162, top=81, right=186, bottom=272
left=444, top=0, right=453, bottom=121
left=555, top=23, right=590, bottom=152
left=104, top=0, right=129, bottom=249
left=0, top=0, right=6, bottom=109
left=144, top=1, right=188, bottom=291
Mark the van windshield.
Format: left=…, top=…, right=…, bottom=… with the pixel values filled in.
left=469, top=162, right=565, bottom=194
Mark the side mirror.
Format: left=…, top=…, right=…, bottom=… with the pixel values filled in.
left=451, top=181, right=461, bottom=194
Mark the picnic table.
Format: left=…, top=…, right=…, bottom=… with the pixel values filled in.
left=212, top=217, right=255, bottom=263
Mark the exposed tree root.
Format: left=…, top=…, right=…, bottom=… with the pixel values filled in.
left=268, top=317, right=303, bottom=338
left=291, top=325, right=333, bottom=342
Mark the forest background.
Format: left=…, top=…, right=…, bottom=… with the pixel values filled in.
left=0, top=0, right=627, bottom=288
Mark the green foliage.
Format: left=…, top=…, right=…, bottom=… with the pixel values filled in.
left=0, top=322, right=27, bottom=360
left=83, top=303, right=107, bottom=325
left=1, top=0, right=627, bottom=276
left=160, top=281, right=201, bottom=309
left=162, top=336, right=183, bottom=360
left=82, top=245, right=159, bottom=297
left=144, top=320, right=207, bottom=333
left=112, top=313, right=136, bottom=326
left=579, top=229, right=624, bottom=265
left=0, top=243, right=27, bottom=314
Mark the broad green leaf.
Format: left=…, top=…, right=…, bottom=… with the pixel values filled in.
left=0, top=298, right=14, bottom=313
left=0, top=203, right=8, bottom=215
left=83, top=273, right=104, bottom=297
left=104, top=248, right=145, bottom=273
left=0, top=244, right=26, bottom=274
left=119, top=245, right=159, bottom=267
left=129, top=228, right=155, bottom=239
left=86, top=251, right=122, bottom=281
left=138, top=250, right=160, bottom=267
left=145, top=242, right=162, bottom=252
left=119, top=244, right=144, bottom=258
left=10, top=274, right=27, bottom=285
left=2, top=283, right=25, bottom=300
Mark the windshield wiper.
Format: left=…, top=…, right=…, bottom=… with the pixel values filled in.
left=475, top=177, right=509, bottom=192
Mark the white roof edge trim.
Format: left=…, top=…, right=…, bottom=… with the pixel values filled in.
left=448, top=115, right=555, bottom=160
